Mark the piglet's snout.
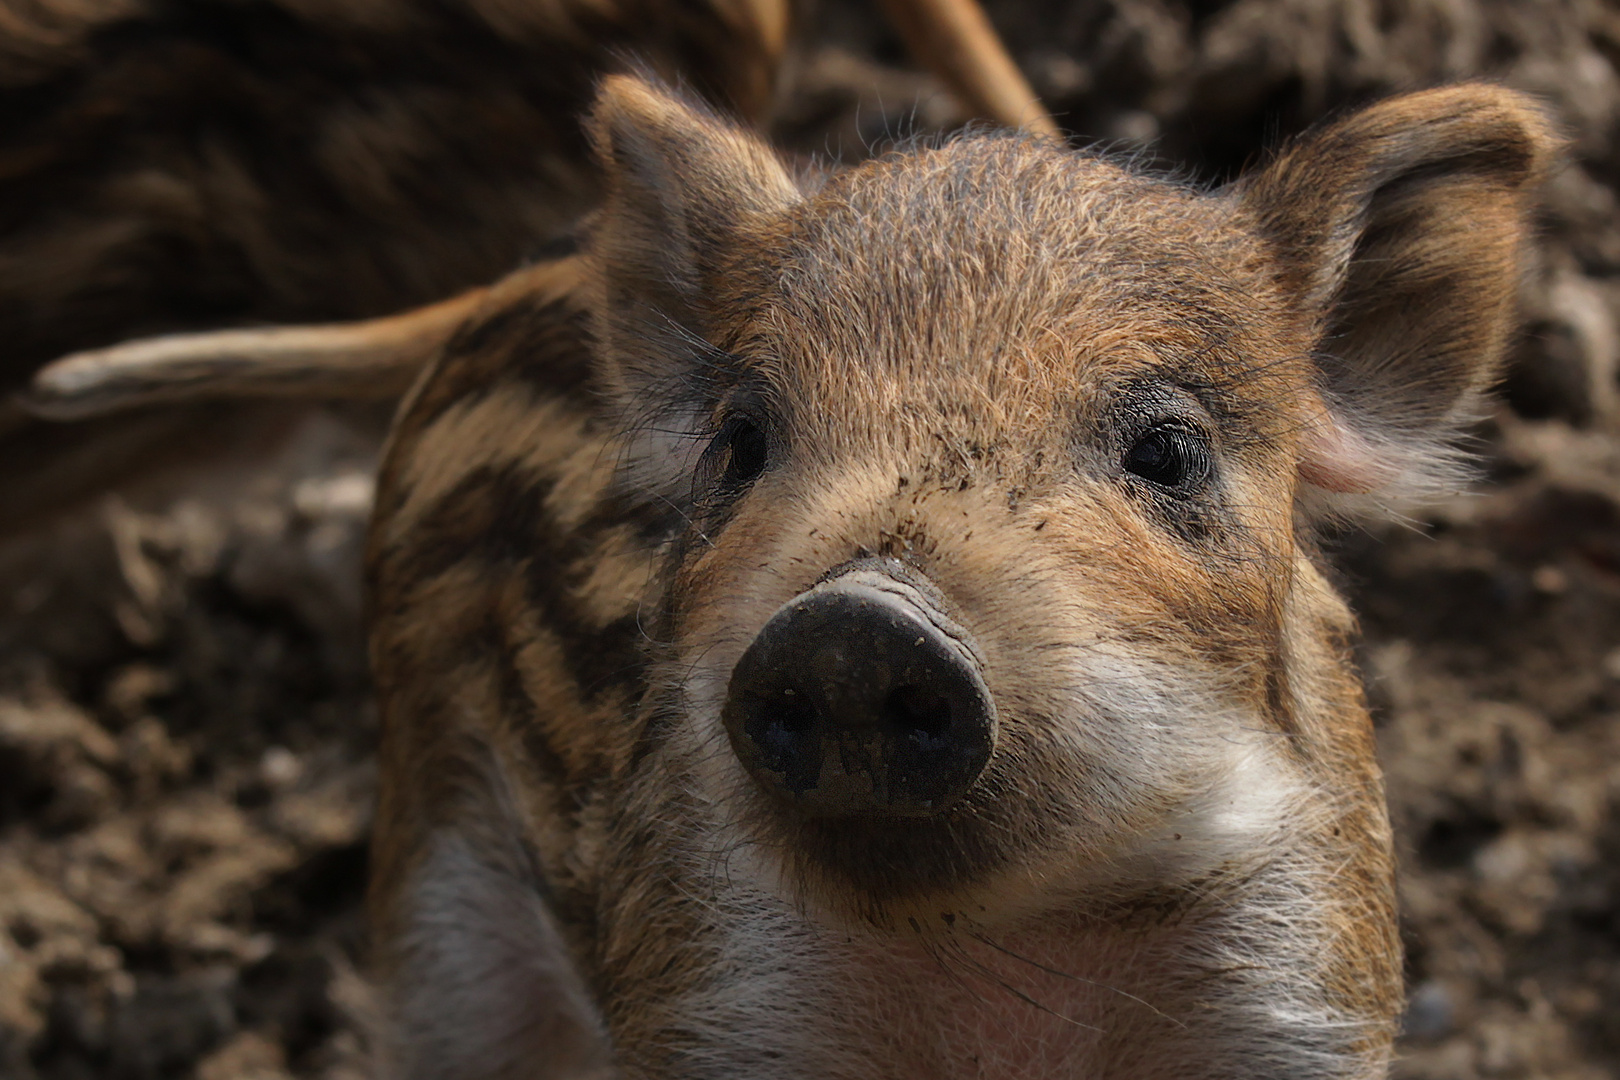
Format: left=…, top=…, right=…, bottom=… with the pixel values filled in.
left=722, top=569, right=997, bottom=819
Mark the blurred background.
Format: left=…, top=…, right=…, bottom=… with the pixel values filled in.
left=0, top=1, right=1618, bottom=1077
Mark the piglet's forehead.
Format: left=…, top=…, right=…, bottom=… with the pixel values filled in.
left=752, top=146, right=1273, bottom=360
left=731, top=197, right=1296, bottom=434
left=783, top=139, right=1243, bottom=273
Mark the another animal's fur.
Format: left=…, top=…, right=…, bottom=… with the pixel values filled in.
left=357, top=77, right=1558, bottom=1078
left=0, top=0, right=786, bottom=386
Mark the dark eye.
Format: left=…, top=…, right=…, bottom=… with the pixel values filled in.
left=1123, top=426, right=1208, bottom=490
left=710, top=414, right=769, bottom=490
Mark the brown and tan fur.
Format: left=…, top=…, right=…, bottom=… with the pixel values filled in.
left=0, top=0, right=788, bottom=388
left=343, top=75, right=1560, bottom=1079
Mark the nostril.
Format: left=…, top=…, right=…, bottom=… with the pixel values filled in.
left=744, top=690, right=820, bottom=794
left=751, top=691, right=816, bottom=749
left=778, top=689, right=817, bottom=733
left=884, top=685, right=952, bottom=742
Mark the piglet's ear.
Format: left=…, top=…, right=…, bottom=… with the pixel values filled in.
left=1236, top=84, right=1562, bottom=514
left=585, top=74, right=801, bottom=412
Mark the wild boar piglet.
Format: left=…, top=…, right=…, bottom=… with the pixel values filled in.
left=359, top=76, right=1557, bottom=1079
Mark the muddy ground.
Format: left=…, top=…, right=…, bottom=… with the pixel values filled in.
left=3, top=1, right=1620, bottom=1077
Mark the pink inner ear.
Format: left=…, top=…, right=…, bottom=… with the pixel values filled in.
left=1297, top=409, right=1397, bottom=494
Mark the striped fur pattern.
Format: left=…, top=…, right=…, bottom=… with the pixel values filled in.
left=365, top=78, right=1558, bottom=1078
left=0, top=0, right=788, bottom=388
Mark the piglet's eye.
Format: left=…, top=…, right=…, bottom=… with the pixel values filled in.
left=710, top=414, right=769, bottom=490
left=1123, top=426, right=1208, bottom=490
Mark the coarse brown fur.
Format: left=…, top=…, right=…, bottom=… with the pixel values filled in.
left=0, top=0, right=786, bottom=387
left=359, top=76, right=1559, bottom=1078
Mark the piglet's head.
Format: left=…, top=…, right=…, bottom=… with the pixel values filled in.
left=586, top=75, right=1558, bottom=927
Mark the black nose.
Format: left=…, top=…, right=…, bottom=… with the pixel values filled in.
left=721, top=570, right=996, bottom=819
